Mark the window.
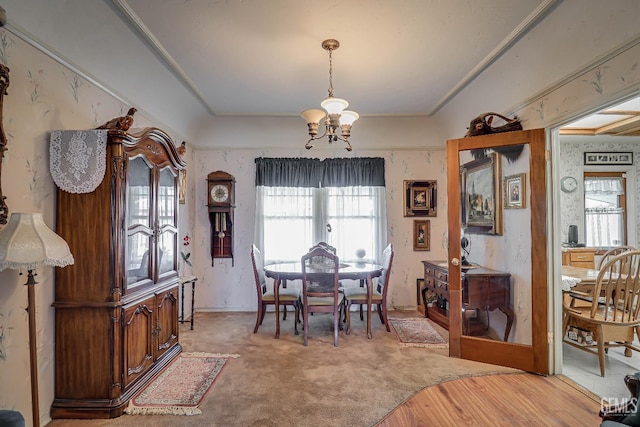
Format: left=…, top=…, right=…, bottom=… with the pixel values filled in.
left=255, top=158, right=387, bottom=265
left=584, top=173, right=626, bottom=247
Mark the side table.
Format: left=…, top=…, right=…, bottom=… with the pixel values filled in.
left=179, top=276, right=197, bottom=330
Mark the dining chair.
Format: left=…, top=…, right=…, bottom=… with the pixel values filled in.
left=599, top=246, right=637, bottom=269
left=562, top=250, right=640, bottom=376
left=569, top=246, right=638, bottom=309
left=301, top=245, right=344, bottom=346
left=344, top=244, right=394, bottom=334
left=251, top=244, right=300, bottom=335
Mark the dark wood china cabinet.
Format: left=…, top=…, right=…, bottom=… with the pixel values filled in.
left=52, top=128, right=186, bottom=418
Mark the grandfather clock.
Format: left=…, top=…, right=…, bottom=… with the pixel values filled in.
left=207, top=171, right=235, bottom=266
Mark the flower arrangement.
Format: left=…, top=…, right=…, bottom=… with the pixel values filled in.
left=181, top=234, right=192, bottom=267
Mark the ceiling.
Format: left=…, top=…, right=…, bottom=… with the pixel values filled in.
left=3, top=0, right=639, bottom=146
left=560, top=96, right=640, bottom=137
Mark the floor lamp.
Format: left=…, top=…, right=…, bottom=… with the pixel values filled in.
left=0, top=213, right=74, bottom=427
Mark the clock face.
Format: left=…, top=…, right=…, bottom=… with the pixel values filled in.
left=561, top=176, right=578, bottom=193
left=210, top=184, right=229, bottom=203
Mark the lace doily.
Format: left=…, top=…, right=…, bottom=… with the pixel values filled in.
left=50, top=130, right=107, bottom=193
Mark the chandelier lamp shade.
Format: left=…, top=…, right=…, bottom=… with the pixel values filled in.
left=301, top=39, right=359, bottom=152
left=0, top=212, right=74, bottom=427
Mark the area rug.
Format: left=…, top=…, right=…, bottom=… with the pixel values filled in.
left=389, top=317, right=448, bottom=348
left=125, top=352, right=239, bottom=415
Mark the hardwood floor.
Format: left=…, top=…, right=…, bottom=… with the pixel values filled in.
left=376, top=373, right=603, bottom=426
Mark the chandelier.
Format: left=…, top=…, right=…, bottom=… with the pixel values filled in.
left=301, top=39, right=359, bottom=152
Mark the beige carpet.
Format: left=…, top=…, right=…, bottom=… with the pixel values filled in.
left=47, top=310, right=519, bottom=427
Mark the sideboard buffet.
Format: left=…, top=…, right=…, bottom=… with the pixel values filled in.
left=421, top=260, right=514, bottom=341
left=52, top=128, right=186, bottom=418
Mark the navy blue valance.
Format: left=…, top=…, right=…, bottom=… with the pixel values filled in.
left=255, top=157, right=385, bottom=188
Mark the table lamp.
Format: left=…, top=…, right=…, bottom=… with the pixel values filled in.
left=0, top=212, right=74, bottom=427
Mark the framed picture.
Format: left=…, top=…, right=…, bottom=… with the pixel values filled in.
left=179, top=169, right=186, bottom=204
left=413, top=219, right=431, bottom=251
left=403, top=180, right=437, bottom=217
left=461, top=152, right=502, bottom=235
left=504, top=173, right=526, bottom=209
left=416, top=278, right=424, bottom=306
left=584, top=152, right=633, bottom=165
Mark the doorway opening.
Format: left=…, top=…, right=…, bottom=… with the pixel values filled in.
left=554, top=93, right=640, bottom=401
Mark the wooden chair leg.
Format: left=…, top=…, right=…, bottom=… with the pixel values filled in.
left=378, top=303, right=390, bottom=332
left=254, top=303, right=264, bottom=333
left=359, top=304, right=364, bottom=321
left=282, top=304, right=287, bottom=321
left=293, top=303, right=299, bottom=335
left=597, top=325, right=606, bottom=377
left=334, top=309, right=339, bottom=347
left=345, top=302, right=352, bottom=334
left=303, top=306, right=309, bottom=346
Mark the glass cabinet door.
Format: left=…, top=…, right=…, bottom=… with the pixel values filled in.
left=126, top=156, right=153, bottom=287
left=157, top=166, right=178, bottom=277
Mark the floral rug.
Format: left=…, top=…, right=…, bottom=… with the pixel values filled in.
left=125, top=352, right=239, bottom=415
left=389, top=317, right=448, bottom=348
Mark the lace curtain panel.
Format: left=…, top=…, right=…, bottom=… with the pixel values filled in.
left=50, top=130, right=107, bottom=193
left=584, top=177, right=624, bottom=194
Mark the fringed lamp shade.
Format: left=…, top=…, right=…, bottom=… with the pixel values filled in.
left=0, top=212, right=73, bottom=427
left=0, top=212, right=74, bottom=271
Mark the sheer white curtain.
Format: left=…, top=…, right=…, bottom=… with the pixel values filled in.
left=255, top=185, right=387, bottom=265
left=585, top=177, right=624, bottom=247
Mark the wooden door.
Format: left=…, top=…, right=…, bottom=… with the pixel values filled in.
left=447, top=128, right=549, bottom=374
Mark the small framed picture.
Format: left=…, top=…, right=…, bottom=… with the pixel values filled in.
left=584, top=152, right=633, bottom=165
left=503, top=173, right=526, bottom=209
left=413, top=219, right=430, bottom=251
left=403, top=180, right=437, bottom=217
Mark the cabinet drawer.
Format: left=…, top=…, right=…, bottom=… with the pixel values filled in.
left=435, top=279, right=448, bottom=291
left=424, top=265, right=434, bottom=276
left=424, top=275, right=435, bottom=288
left=570, top=252, right=594, bottom=263
left=435, top=270, right=448, bottom=282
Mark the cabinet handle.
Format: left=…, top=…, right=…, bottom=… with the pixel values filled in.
left=451, top=258, right=460, bottom=266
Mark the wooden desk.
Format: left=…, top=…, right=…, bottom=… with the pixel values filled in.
left=422, top=261, right=513, bottom=341
left=264, top=262, right=383, bottom=339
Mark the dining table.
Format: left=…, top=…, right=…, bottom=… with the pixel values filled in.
left=264, top=262, right=384, bottom=339
left=561, top=265, right=599, bottom=292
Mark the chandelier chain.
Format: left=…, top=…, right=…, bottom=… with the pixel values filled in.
left=327, top=48, right=334, bottom=98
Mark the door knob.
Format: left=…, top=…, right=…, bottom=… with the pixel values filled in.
left=451, top=258, right=460, bottom=266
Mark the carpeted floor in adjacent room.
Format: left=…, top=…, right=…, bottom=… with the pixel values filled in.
left=47, top=310, right=519, bottom=427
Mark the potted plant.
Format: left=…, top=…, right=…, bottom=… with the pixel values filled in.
left=424, top=290, right=438, bottom=307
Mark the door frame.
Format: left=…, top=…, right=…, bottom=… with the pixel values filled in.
left=447, top=128, right=549, bottom=374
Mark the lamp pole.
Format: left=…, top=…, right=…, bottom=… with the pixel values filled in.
left=25, top=270, right=40, bottom=427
